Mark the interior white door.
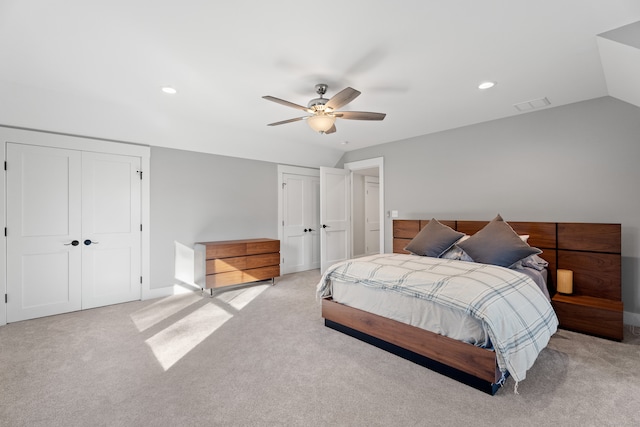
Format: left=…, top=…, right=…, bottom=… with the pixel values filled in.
left=6, top=143, right=82, bottom=322
left=320, top=167, right=350, bottom=273
left=365, top=177, right=380, bottom=255
left=6, top=144, right=142, bottom=322
left=282, top=173, right=320, bottom=273
left=81, top=152, right=141, bottom=309
left=309, top=177, right=321, bottom=268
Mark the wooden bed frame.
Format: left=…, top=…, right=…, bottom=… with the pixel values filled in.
left=322, top=219, right=622, bottom=394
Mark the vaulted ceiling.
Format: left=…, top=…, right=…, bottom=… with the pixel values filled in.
left=1, top=1, right=639, bottom=168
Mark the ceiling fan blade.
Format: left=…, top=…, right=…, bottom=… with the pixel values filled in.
left=334, top=111, right=386, bottom=121
left=262, top=96, right=309, bottom=112
left=325, top=87, right=361, bottom=110
left=267, top=117, right=307, bottom=126
left=324, top=124, right=337, bottom=134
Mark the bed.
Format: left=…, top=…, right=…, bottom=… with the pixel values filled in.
left=318, top=216, right=622, bottom=394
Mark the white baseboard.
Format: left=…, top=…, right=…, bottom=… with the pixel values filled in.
left=623, top=311, right=640, bottom=327
left=143, top=286, right=175, bottom=300
left=142, top=282, right=202, bottom=301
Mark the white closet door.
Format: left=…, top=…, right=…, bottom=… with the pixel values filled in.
left=6, top=144, right=142, bottom=321
left=81, top=152, right=141, bottom=308
left=282, top=173, right=320, bottom=273
left=282, top=174, right=307, bottom=273
left=6, top=143, right=82, bottom=322
left=308, top=176, right=321, bottom=269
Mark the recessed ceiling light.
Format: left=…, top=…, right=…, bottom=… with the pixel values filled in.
left=161, top=86, right=177, bottom=94
left=478, top=81, right=496, bottom=90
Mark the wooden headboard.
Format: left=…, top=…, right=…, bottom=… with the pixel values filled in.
left=393, top=219, right=623, bottom=340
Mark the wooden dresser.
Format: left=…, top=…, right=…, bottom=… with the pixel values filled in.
left=195, top=238, right=280, bottom=292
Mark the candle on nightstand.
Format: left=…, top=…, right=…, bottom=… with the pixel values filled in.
left=557, top=269, right=573, bottom=294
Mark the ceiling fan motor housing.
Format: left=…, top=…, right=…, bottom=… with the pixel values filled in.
left=308, top=83, right=330, bottom=111
left=307, top=97, right=329, bottom=110
left=315, top=83, right=328, bottom=95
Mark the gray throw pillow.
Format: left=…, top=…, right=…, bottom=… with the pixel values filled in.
left=404, top=218, right=464, bottom=257
left=457, top=214, right=542, bottom=267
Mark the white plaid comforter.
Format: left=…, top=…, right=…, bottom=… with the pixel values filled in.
left=317, top=253, right=558, bottom=384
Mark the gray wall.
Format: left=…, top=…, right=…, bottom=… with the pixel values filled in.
left=150, top=147, right=278, bottom=290
left=338, top=96, right=640, bottom=320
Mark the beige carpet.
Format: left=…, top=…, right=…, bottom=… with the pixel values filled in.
left=1, top=269, right=639, bottom=427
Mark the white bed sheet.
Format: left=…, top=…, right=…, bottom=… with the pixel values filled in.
left=331, top=277, right=490, bottom=346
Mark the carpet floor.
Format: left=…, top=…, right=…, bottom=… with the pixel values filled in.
left=1, top=269, right=639, bottom=426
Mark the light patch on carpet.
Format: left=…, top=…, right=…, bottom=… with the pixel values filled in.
left=217, top=284, right=269, bottom=310
left=146, top=303, right=232, bottom=370
left=131, top=292, right=202, bottom=332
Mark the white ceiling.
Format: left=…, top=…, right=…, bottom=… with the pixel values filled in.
left=1, top=1, right=639, bottom=168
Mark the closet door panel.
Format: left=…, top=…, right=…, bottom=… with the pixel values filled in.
left=81, top=152, right=141, bottom=309
left=6, top=143, right=82, bottom=322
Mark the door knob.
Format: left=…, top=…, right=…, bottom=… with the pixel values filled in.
left=308, top=228, right=314, bottom=232
left=322, top=224, right=329, bottom=228
left=64, top=240, right=80, bottom=246
left=303, top=229, right=308, bottom=232
left=84, top=239, right=99, bottom=245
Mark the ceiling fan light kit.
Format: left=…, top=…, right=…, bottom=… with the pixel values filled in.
left=263, top=83, right=386, bottom=135
left=307, top=114, right=336, bottom=133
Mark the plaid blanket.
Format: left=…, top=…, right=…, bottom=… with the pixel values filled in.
left=317, top=254, right=558, bottom=384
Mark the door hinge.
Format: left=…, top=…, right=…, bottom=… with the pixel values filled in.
left=4, top=227, right=6, bottom=237
left=4, top=161, right=6, bottom=171
left=140, top=224, right=143, bottom=232
left=282, top=182, right=286, bottom=189
left=140, top=276, right=143, bottom=284
left=137, top=170, right=143, bottom=180
left=282, top=220, right=284, bottom=226
left=5, top=294, right=7, bottom=304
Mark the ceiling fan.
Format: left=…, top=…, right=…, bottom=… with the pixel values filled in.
left=262, top=84, right=386, bottom=134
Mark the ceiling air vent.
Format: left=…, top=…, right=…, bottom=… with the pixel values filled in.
left=513, top=97, right=551, bottom=112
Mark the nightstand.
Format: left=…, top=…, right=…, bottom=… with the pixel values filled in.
left=552, top=293, right=623, bottom=341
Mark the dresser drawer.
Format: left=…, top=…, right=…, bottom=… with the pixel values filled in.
left=247, top=240, right=280, bottom=255
left=204, top=242, right=247, bottom=259
left=203, top=239, right=280, bottom=259
left=206, top=265, right=280, bottom=288
left=206, top=252, right=280, bottom=274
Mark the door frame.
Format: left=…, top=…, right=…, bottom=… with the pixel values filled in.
left=344, top=157, right=384, bottom=257
left=1, top=126, right=151, bottom=326
left=277, top=159, right=384, bottom=273
left=364, top=175, right=380, bottom=256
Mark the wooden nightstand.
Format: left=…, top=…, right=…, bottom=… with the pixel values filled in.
left=552, top=293, right=623, bottom=341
